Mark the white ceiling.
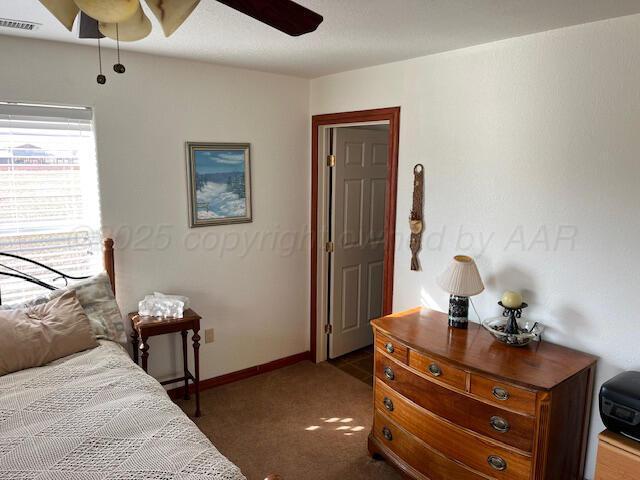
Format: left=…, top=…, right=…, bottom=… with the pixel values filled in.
left=1, top=0, right=640, bottom=78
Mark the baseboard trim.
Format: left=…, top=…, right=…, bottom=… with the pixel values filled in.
left=167, top=351, right=311, bottom=399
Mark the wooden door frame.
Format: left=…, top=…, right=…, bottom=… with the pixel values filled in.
left=310, top=107, right=400, bottom=362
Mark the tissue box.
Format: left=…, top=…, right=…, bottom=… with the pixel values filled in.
left=138, top=293, right=187, bottom=318
left=154, top=292, right=190, bottom=309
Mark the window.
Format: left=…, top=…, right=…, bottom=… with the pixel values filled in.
left=0, top=102, right=102, bottom=305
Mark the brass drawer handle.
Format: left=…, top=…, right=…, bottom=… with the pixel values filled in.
left=428, top=363, right=442, bottom=377
left=382, top=426, right=393, bottom=441
left=488, top=455, right=507, bottom=471
left=490, top=416, right=510, bottom=433
left=385, top=342, right=395, bottom=354
left=383, top=397, right=394, bottom=412
left=383, top=366, right=395, bottom=381
left=492, top=386, right=510, bottom=401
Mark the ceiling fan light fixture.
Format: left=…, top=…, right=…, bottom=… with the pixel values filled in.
left=73, top=0, right=140, bottom=24
left=38, top=0, right=79, bottom=31
left=99, top=4, right=152, bottom=42
left=145, top=0, right=201, bottom=37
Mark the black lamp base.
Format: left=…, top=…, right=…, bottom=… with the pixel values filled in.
left=448, top=295, right=469, bottom=329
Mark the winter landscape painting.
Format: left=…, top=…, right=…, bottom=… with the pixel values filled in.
left=186, top=143, right=252, bottom=227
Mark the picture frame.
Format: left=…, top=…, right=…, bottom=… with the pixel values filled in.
left=186, top=142, right=252, bottom=227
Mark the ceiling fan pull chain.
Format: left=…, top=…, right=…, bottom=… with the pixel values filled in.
left=114, top=24, right=126, bottom=74
left=96, top=38, right=106, bottom=85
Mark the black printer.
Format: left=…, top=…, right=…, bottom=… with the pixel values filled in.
left=600, top=371, right=640, bottom=441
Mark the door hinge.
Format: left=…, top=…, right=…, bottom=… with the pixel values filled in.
left=324, top=324, right=333, bottom=334
left=326, top=154, right=336, bottom=167
left=325, top=241, right=335, bottom=253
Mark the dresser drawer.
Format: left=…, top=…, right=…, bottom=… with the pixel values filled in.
left=408, top=349, right=466, bottom=390
left=375, top=354, right=535, bottom=452
left=470, top=374, right=537, bottom=416
left=374, top=386, right=532, bottom=480
left=372, top=411, right=486, bottom=480
left=375, top=331, right=408, bottom=364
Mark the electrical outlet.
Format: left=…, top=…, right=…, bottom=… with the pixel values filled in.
left=205, top=328, right=214, bottom=344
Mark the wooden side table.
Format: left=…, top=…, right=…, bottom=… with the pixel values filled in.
left=595, top=429, right=640, bottom=480
left=129, top=309, right=202, bottom=417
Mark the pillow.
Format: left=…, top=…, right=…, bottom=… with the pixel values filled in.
left=1, top=272, right=127, bottom=344
left=0, top=290, right=98, bottom=376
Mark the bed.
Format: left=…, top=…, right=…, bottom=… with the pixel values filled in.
left=0, top=239, right=248, bottom=480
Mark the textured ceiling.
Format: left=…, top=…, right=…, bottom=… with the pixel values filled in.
left=1, top=0, right=640, bottom=78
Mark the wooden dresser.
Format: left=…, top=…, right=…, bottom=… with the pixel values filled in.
left=368, top=308, right=597, bottom=480
left=595, top=430, right=640, bottom=480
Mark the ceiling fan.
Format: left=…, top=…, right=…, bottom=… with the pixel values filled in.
left=38, top=0, right=323, bottom=83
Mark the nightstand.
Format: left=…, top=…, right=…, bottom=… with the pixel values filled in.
left=129, top=309, right=202, bottom=417
left=595, top=430, right=640, bottom=479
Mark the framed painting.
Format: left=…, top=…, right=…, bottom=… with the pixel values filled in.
left=186, top=142, right=252, bottom=227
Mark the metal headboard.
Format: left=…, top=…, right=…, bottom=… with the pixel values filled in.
left=0, top=238, right=115, bottom=305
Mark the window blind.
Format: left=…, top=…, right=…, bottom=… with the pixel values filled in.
left=0, top=102, right=102, bottom=305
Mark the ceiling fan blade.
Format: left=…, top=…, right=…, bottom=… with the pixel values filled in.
left=38, top=0, right=79, bottom=31
left=145, top=0, right=201, bottom=38
left=79, top=12, right=104, bottom=39
left=215, top=0, right=323, bottom=37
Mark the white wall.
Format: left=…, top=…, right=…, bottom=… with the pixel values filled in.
left=0, top=36, right=311, bottom=383
left=311, top=14, right=640, bottom=479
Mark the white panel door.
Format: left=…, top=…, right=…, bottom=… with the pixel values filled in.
left=330, top=127, right=388, bottom=358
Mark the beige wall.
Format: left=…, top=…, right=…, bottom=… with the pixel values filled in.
left=311, top=14, right=640, bottom=478
left=0, top=36, right=311, bottom=383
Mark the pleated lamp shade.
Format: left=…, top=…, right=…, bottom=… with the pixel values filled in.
left=437, top=255, right=484, bottom=297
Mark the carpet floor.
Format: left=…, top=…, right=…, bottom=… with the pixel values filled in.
left=175, top=360, right=401, bottom=480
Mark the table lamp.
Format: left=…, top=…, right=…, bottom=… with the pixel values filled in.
left=437, top=255, right=484, bottom=328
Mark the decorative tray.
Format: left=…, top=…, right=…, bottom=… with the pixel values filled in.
left=482, top=317, right=544, bottom=347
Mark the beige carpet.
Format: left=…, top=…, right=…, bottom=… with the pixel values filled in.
left=175, top=361, right=401, bottom=480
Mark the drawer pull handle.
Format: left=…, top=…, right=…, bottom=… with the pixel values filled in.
left=488, top=455, right=507, bottom=471
left=383, top=397, right=394, bottom=412
left=382, top=427, right=393, bottom=441
left=490, top=416, right=510, bottom=433
left=384, top=367, right=395, bottom=381
left=428, top=363, right=442, bottom=377
left=492, top=386, right=510, bottom=401
left=385, top=342, right=395, bottom=354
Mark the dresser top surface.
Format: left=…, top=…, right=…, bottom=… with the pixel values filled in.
left=372, top=307, right=597, bottom=390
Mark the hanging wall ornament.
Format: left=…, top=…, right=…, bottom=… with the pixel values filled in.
left=146, top=0, right=201, bottom=37
left=99, top=3, right=152, bottom=42
left=73, top=0, right=140, bottom=24
left=409, top=164, right=425, bottom=271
